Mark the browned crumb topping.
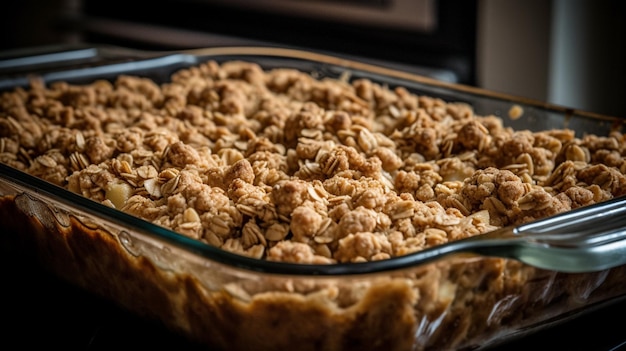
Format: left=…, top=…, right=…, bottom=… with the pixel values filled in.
left=1, top=60, right=625, bottom=264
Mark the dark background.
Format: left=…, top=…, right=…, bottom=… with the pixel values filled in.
left=2, top=0, right=625, bottom=117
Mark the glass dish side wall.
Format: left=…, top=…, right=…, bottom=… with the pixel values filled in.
left=2, top=170, right=625, bottom=351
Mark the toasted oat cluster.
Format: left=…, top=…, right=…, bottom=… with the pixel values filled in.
left=1, top=60, right=625, bottom=263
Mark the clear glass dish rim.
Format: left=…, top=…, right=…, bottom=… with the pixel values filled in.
left=1, top=45, right=623, bottom=277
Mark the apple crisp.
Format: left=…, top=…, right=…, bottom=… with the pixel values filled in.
left=1, top=58, right=625, bottom=351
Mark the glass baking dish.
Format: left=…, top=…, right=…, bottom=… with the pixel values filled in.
left=0, top=45, right=625, bottom=351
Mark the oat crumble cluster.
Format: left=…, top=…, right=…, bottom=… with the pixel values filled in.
left=1, top=60, right=625, bottom=264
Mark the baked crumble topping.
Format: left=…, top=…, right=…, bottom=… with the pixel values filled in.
left=1, top=60, right=625, bottom=264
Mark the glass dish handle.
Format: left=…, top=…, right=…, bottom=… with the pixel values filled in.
left=467, top=195, right=626, bottom=272
left=412, top=195, right=626, bottom=273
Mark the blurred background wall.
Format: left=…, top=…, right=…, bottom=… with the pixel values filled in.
left=1, top=0, right=625, bottom=117
left=477, top=0, right=626, bottom=118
